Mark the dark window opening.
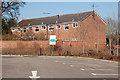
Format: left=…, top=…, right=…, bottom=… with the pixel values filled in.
left=35, top=27, right=39, bottom=32
left=29, top=27, right=32, bottom=30
left=49, top=25, right=54, bottom=31
left=42, top=26, right=46, bottom=30
left=73, top=23, right=78, bottom=28
left=64, top=24, right=69, bottom=30
left=17, top=28, right=20, bottom=32
left=23, top=28, right=26, bottom=32
left=56, top=24, right=60, bottom=29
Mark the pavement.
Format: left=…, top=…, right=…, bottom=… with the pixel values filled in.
left=2, top=56, right=119, bottom=79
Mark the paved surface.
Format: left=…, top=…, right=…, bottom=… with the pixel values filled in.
left=2, top=56, right=119, bottom=78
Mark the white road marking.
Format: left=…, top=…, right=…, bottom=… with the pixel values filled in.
left=55, top=61, right=59, bottom=62
left=111, top=66, right=120, bottom=68
left=67, top=63, right=79, bottom=64
left=55, top=61, right=78, bottom=63
left=70, top=65, right=73, bottom=67
left=81, top=68, right=112, bottom=71
left=92, top=73, right=119, bottom=76
left=69, top=64, right=102, bottom=67
left=29, top=71, right=40, bottom=80
left=62, top=63, right=66, bottom=64
left=96, top=59, right=118, bottom=63
left=55, top=61, right=118, bottom=68
left=78, top=57, right=118, bottom=63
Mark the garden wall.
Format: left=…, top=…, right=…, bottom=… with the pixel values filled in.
left=2, top=41, right=50, bottom=55
left=2, top=41, right=49, bottom=49
left=63, top=41, right=106, bottom=52
left=2, top=41, right=106, bottom=55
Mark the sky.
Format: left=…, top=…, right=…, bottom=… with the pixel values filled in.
left=19, top=2, right=118, bottom=22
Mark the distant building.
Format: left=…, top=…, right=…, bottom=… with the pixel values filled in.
left=11, top=11, right=106, bottom=48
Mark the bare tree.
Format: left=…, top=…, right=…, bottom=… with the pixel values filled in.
left=1, top=0, right=26, bottom=20
left=105, top=17, right=118, bottom=55
left=34, top=32, right=45, bottom=40
left=22, top=30, right=33, bottom=40
left=116, top=27, right=119, bottom=56
left=91, top=19, right=100, bottom=53
left=77, top=22, right=89, bottom=53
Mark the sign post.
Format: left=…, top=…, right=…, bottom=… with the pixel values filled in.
left=49, top=35, right=56, bottom=55
left=57, top=15, right=59, bottom=56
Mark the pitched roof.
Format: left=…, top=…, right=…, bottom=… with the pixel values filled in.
left=16, top=11, right=93, bottom=27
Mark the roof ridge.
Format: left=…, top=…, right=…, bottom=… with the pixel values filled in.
left=20, top=11, right=93, bottom=22
left=59, top=11, right=93, bottom=16
left=21, top=15, right=57, bottom=21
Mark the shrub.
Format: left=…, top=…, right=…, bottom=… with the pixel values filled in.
left=34, top=32, right=45, bottom=40
left=2, top=48, right=39, bottom=56
left=2, top=34, right=19, bottom=40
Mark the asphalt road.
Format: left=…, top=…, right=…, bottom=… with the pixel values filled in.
left=2, top=56, right=119, bottom=79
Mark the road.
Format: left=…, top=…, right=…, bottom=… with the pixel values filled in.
left=2, top=56, right=119, bottom=79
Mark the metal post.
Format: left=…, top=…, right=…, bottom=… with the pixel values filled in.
left=117, top=26, right=119, bottom=56
left=46, top=24, right=48, bottom=40
left=40, top=45, right=42, bottom=56
left=40, top=47, right=42, bottom=56
left=50, top=46, right=52, bottom=55
left=52, top=45, right=54, bottom=55
left=57, top=15, right=59, bottom=56
left=20, top=28, right=22, bottom=41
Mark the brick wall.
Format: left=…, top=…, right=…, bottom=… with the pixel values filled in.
left=2, top=41, right=50, bottom=55
left=2, top=41, right=49, bottom=49
left=63, top=41, right=106, bottom=52
left=2, top=41, right=106, bottom=54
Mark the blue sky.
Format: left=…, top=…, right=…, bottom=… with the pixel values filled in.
left=19, top=2, right=118, bottom=22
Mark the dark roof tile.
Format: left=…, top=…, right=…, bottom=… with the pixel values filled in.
left=16, top=11, right=93, bottom=27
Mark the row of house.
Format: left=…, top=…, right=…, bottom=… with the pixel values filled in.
left=11, top=11, right=106, bottom=47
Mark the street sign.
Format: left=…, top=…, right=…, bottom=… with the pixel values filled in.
left=49, top=35, right=56, bottom=45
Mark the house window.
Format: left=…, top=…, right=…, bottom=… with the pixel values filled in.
left=35, top=27, right=39, bottom=32
left=56, top=24, right=60, bottom=29
left=64, top=39, right=70, bottom=41
left=42, top=26, right=46, bottom=30
left=12, top=29, right=15, bottom=32
left=23, top=28, right=26, bottom=32
left=64, top=24, right=69, bottom=30
left=72, top=38, right=77, bottom=41
left=29, top=27, right=32, bottom=30
left=17, top=28, right=20, bottom=32
left=73, top=23, right=78, bottom=28
left=49, top=25, right=54, bottom=31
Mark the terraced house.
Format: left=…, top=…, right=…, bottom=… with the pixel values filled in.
left=11, top=11, right=106, bottom=48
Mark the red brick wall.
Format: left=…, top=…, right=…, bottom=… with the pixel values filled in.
left=81, top=13, right=106, bottom=45
left=2, top=41, right=49, bottom=50
left=63, top=41, right=106, bottom=52
left=2, top=41, right=106, bottom=53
